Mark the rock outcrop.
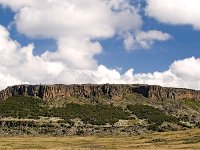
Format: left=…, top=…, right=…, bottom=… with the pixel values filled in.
left=0, top=84, right=200, bottom=101
left=134, top=85, right=200, bottom=100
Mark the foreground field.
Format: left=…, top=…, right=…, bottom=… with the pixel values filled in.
left=0, top=129, right=200, bottom=149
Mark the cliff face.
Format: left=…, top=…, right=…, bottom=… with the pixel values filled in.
left=0, top=84, right=136, bottom=101
left=0, top=84, right=200, bottom=101
left=134, top=85, right=200, bottom=100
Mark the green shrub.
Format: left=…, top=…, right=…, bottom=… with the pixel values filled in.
left=127, top=104, right=178, bottom=129
left=0, top=96, right=131, bottom=125
left=0, top=96, right=44, bottom=118
left=184, top=99, right=200, bottom=111
left=45, top=103, right=131, bottom=125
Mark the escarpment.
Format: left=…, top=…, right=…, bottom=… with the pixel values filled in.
left=0, top=84, right=200, bottom=101
left=134, top=85, right=200, bottom=100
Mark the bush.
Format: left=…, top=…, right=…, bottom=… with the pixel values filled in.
left=0, top=96, right=131, bottom=125
left=45, top=103, right=131, bottom=125
left=127, top=104, right=178, bottom=129
left=0, top=96, right=44, bottom=118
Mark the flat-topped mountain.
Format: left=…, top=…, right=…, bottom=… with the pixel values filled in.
left=0, top=84, right=200, bottom=136
left=0, top=84, right=200, bottom=101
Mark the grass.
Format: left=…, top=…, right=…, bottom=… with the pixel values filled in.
left=0, top=129, right=200, bottom=149
left=184, top=99, right=200, bottom=111
left=183, top=136, right=200, bottom=144
left=145, top=138, right=167, bottom=143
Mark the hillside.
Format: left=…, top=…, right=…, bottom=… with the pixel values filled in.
left=0, top=84, right=200, bottom=136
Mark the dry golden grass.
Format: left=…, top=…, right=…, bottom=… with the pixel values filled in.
left=0, top=129, right=200, bottom=149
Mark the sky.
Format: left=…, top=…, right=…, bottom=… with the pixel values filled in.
left=0, top=0, right=200, bottom=90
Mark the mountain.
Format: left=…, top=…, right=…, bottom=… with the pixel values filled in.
left=1, top=84, right=200, bottom=101
left=0, top=84, right=200, bottom=136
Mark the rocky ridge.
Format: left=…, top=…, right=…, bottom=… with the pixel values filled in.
left=0, top=84, right=200, bottom=101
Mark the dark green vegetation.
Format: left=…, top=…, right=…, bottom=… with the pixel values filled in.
left=127, top=104, right=178, bottom=130
left=0, top=96, right=44, bottom=119
left=0, top=96, right=200, bottom=136
left=47, top=103, right=131, bottom=125
left=0, top=96, right=130, bottom=125
left=0, top=96, right=192, bottom=126
left=0, top=96, right=178, bottom=127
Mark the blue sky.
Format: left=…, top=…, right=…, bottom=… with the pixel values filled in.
left=1, top=2, right=199, bottom=74
left=99, top=24, right=200, bottom=73
left=0, top=7, right=57, bottom=54
left=0, top=0, right=200, bottom=90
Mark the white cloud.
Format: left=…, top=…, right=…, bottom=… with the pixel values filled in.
left=122, top=57, right=200, bottom=90
left=0, top=0, right=143, bottom=70
left=123, top=32, right=136, bottom=50
left=0, top=73, right=23, bottom=90
left=146, top=0, right=200, bottom=30
left=124, top=30, right=172, bottom=50
left=0, top=25, right=200, bottom=90
left=0, top=0, right=199, bottom=91
left=8, top=0, right=142, bottom=40
left=42, top=38, right=102, bottom=69
left=170, top=57, right=200, bottom=81
left=0, top=0, right=37, bottom=11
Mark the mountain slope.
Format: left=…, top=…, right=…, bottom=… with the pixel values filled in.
left=0, top=84, right=200, bottom=136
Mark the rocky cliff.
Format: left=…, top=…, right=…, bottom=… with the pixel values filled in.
left=0, top=84, right=200, bottom=101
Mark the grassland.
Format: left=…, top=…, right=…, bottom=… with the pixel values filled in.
left=0, top=129, right=199, bottom=149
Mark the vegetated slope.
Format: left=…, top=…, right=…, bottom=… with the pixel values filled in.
left=0, top=96, right=131, bottom=125
left=0, top=94, right=200, bottom=136
left=0, top=84, right=200, bottom=136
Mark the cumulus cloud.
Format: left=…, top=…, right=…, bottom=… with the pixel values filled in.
left=0, top=0, right=199, bottom=90
left=0, top=0, right=170, bottom=58
left=128, top=57, right=200, bottom=90
left=124, top=30, right=172, bottom=50
left=0, top=0, right=143, bottom=69
left=0, top=73, right=23, bottom=90
left=0, top=25, right=200, bottom=90
left=146, top=0, right=200, bottom=30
